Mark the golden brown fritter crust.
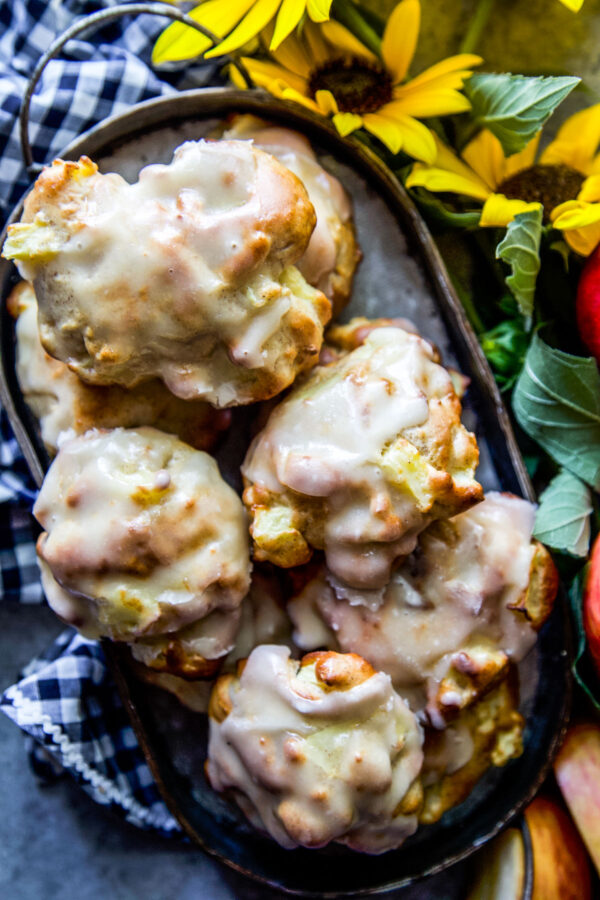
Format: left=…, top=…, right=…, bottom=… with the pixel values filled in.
left=420, top=676, right=524, bottom=825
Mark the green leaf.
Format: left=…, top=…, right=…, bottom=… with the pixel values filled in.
left=549, top=240, right=571, bottom=272
left=512, top=334, right=600, bottom=490
left=534, top=469, right=592, bottom=558
left=464, top=73, right=580, bottom=155
left=569, top=570, right=600, bottom=713
left=496, top=207, right=543, bottom=318
left=480, top=318, right=529, bottom=390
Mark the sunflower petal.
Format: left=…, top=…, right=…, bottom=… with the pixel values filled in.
left=302, top=18, right=330, bottom=65
left=361, top=114, right=403, bottom=154
left=552, top=200, right=600, bottom=255
left=280, top=86, right=321, bottom=112
left=502, top=133, right=541, bottom=179
left=271, top=0, right=305, bottom=50
left=386, top=89, right=472, bottom=117
left=152, top=0, right=253, bottom=63
left=364, top=113, right=436, bottom=162
left=233, top=56, right=307, bottom=93
left=463, top=130, right=508, bottom=191
left=306, top=0, right=333, bottom=22
left=403, top=53, right=482, bottom=89
left=270, top=31, right=311, bottom=76
left=332, top=112, right=363, bottom=136
left=480, top=194, right=542, bottom=228
left=558, top=0, right=583, bottom=9
left=320, top=20, right=376, bottom=60
left=382, top=0, right=420, bottom=83
left=406, top=164, right=491, bottom=202
left=579, top=174, right=600, bottom=203
left=541, top=103, right=600, bottom=173
left=432, top=136, right=490, bottom=189
left=315, top=89, right=338, bottom=115
left=551, top=199, right=600, bottom=229
left=205, top=0, right=281, bottom=57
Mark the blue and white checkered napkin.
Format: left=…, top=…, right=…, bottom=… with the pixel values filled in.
left=0, top=0, right=222, bottom=834
left=1, top=628, right=180, bottom=833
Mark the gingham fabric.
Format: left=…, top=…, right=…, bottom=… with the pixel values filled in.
left=0, top=0, right=222, bottom=834
left=1, top=629, right=180, bottom=834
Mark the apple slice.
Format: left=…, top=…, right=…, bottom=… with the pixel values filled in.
left=524, top=795, right=592, bottom=899
left=554, top=721, right=600, bottom=874
left=466, top=827, right=525, bottom=900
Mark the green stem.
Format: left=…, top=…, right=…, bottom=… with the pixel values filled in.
left=331, top=0, right=382, bottom=57
left=460, top=0, right=496, bottom=54
left=457, top=285, right=486, bottom=334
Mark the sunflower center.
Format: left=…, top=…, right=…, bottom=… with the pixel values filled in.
left=308, top=57, right=393, bottom=114
left=498, top=164, right=584, bottom=221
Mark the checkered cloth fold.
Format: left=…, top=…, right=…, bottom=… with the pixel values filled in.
left=0, top=0, right=221, bottom=833
left=1, top=629, right=180, bottom=833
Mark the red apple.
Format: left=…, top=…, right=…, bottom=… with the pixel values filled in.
left=577, top=246, right=600, bottom=364
left=524, top=795, right=591, bottom=899
left=583, top=535, right=600, bottom=676
left=554, top=721, right=600, bottom=875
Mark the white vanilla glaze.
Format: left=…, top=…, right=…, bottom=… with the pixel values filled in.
left=9, top=282, right=228, bottom=454
left=130, top=606, right=242, bottom=670
left=225, top=570, right=292, bottom=665
left=133, top=570, right=293, bottom=711
left=207, top=645, right=423, bottom=853
left=222, top=116, right=356, bottom=305
left=243, top=326, right=481, bottom=587
left=11, top=282, right=79, bottom=449
left=34, top=427, right=251, bottom=641
left=289, top=493, right=538, bottom=714
left=5, top=141, right=330, bottom=406
left=421, top=722, right=475, bottom=784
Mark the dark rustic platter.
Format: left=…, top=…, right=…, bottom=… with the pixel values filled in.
left=0, top=86, right=570, bottom=897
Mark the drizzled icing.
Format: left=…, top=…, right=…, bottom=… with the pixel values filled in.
left=34, top=427, right=250, bottom=642
left=9, top=282, right=228, bottom=454
left=134, top=570, right=293, bottom=711
left=222, top=117, right=357, bottom=307
left=207, top=646, right=423, bottom=853
left=243, top=325, right=481, bottom=587
left=5, top=141, right=330, bottom=406
left=289, top=493, right=539, bottom=714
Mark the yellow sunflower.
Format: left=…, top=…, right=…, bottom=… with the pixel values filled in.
left=153, top=0, right=333, bottom=64
left=558, top=0, right=583, bottom=10
left=229, top=0, right=481, bottom=164
left=406, top=104, right=600, bottom=255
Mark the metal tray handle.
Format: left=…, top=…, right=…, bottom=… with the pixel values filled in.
left=20, top=1, right=254, bottom=176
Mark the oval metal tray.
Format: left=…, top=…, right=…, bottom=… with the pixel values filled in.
left=0, top=87, right=570, bottom=897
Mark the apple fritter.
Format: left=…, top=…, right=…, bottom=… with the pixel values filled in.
left=3, top=141, right=331, bottom=407
left=34, top=427, right=251, bottom=677
left=207, top=646, right=423, bottom=853
left=288, top=493, right=558, bottom=724
left=243, top=321, right=482, bottom=588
